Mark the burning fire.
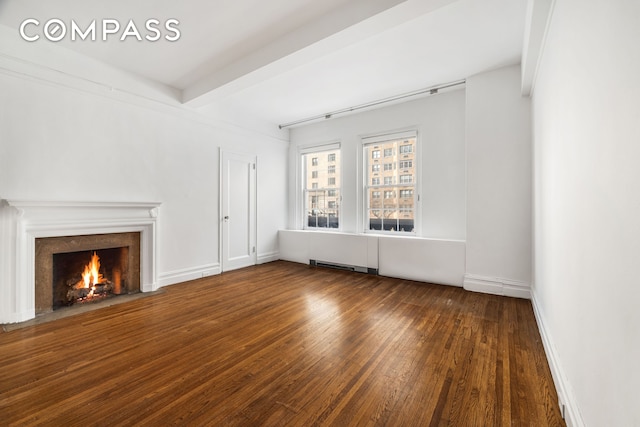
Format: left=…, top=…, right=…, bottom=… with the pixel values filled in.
left=82, top=251, right=104, bottom=288
left=66, top=251, right=115, bottom=305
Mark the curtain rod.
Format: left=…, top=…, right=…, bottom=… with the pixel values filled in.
left=278, top=79, right=466, bottom=129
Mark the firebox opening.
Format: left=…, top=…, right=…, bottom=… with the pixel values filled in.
left=52, top=247, right=130, bottom=310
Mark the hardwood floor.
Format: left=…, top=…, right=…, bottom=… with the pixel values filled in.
left=0, top=261, right=565, bottom=426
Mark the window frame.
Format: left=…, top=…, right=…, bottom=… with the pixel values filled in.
left=300, top=142, right=342, bottom=231
left=362, top=131, right=418, bottom=235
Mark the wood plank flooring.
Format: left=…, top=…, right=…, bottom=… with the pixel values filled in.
left=0, top=261, right=565, bottom=426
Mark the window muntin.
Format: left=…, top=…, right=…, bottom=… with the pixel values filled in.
left=303, top=146, right=341, bottom=229
left=364, top=134, right=417, bottom=233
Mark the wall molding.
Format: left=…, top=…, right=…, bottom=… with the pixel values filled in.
left=463, top=274, right=531, bottom=299
left=257, top=251, right=280, bottom=265
left=0, top=50, right=288, bottom=144
left=521, top=0, right=557, bottom=96
left=531, top=292, right=585, bottom=427
left=158, top=253, right=278, bottom=286
left=158, top=263, right=221, bottom=288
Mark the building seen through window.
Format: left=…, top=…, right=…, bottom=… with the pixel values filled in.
left=303, top=147, right=340, bottom=229
left=364, top=134, right=416, bottom=232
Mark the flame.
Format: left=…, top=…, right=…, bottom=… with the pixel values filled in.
left=82, top=252, right=104, bottom=288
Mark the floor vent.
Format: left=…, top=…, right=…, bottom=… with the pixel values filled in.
left=309, top=260, right=377, bottom=275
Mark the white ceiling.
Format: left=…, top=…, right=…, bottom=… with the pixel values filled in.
left=0, top=0, right=528, bottom=127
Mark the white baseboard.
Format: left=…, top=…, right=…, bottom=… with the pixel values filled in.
left=158, top=263, right=221, bottom=287
left=141, top=282, right=160, bottom=293
left=463, top=274, right=531, bottom=299
left=531, top=293, right=585, bottom=427
left=1, top=309, right=35, bottom=325
left=257, top=251, right=280, bottom=264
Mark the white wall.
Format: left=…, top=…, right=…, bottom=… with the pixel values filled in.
left=464, top=65, right=532, bottom=298
left=288, top=89, right=467, bottom=239
left=531, top=0, right=640, bottom=426
left=284, top=74, right=534, bottom=291
left=282, top=89, right=467, bottom=287
left=0, top=68, right=288, bottom=289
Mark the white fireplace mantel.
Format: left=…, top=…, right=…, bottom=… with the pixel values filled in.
left=0, top=200, right=161, bottom=324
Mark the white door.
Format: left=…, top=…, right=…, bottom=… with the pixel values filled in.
left=221, top=150, right=257, bottom=272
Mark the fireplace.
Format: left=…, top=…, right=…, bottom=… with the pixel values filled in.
left=54, top=249, right=126, bottom=307
left=35, top=232, right=141, bottom=314
left=0, top=200, right=160, bottom=323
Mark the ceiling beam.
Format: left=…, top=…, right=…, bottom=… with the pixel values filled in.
left=182, top=0, right=459, bottom=107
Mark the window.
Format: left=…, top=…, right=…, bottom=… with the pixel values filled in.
left=399, top=144, right=413, bottom=154
left=303, top=145, right=340, bottom=229
left=372, top=164, right=380, bottom=173
left=364, top=132, right=417, bottom=233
